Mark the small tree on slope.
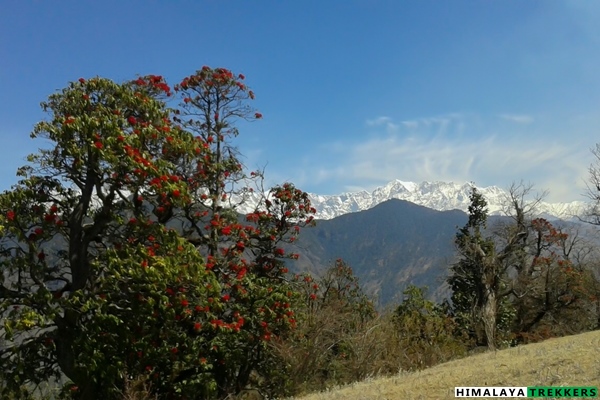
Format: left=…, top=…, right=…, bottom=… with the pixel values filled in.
left=448, top=186, right=507, bottom=350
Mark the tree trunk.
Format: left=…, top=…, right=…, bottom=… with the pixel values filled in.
left=56, top=310, right=98, bottom=400
left=481, top=286, right=497, bottom=350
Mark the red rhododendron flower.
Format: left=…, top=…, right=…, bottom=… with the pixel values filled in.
left=150, top=178, right=161, bottom=187
left=221, top=226, right=231, bottom=235
left=222, top=294, right=230, bottom=302
left=128, top=116, right=136, bottom=125
left=94, top=141, right=103, bottom=149
left=6, top=210, right=15, bottom=221
left=238, top=73, right=245, bottom=80
left=78, top=78, right=86, bottom=83
left=181, top=299, right=189, bottom=307
left=194, top=322, right=202, bottom=331
left=275, top=248, right=285, bottom=256
left=172, top=189, right=180, bottom=198
left=254, top=112, right=262, bottom=119
left=237, top=268, right=247, bottom=279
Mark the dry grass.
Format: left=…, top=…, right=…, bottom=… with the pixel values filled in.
left=291, top=330, right=600, bottom=400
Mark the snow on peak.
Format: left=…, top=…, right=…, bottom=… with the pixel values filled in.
left=305, top=180, right=586, bottom=220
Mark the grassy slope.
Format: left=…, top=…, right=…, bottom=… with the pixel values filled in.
left=291, top=330, right=600, bottom=400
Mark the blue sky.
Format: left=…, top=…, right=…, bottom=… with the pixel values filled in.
left=2, top=1, right=600, bottom=203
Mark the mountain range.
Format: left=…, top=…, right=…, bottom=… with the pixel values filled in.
left=304, top=180, right=587, bottom=221
left=289, top=196, right=598, bottom=307
left=274, top=180, right=597, bottom=306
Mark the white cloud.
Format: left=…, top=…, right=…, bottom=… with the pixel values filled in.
left=366, top=116, right=392, bottom=126
left=366, top=116, right=399, bottom=134
left=401, top=120, right=419, bottom=129
left=500, top=114, right=534, bottom=124
left=305, top=114, right=595, bottom=203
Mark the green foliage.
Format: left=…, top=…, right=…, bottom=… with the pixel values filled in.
left=273, top=259, right=378, bottom=395
left=274, top=277, right=467, bottom=397
left=0, top=69, right=316, bottom=399
left=449, top=185, right=600, bottom=350
left=448, top=187, right=496, bottom=346
left=393, top=285, right=467, bottom=370
left=511, top=219, right=596, bottom=343
left=70, top=228, right=222, bottom=398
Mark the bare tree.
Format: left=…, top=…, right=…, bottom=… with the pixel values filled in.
left=583, top=144, right=600, bottom=225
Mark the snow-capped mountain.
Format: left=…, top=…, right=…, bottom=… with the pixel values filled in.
left=305, top=180, right=587, bottom=220
left=231, top=179, right=587, bottom=221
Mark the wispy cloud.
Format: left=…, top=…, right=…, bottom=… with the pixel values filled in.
left=366, top=116, right=399, bottom=134
left=366, top=116, right=392, bottom=126
left=500, top=114, right=534, bottom=124
left=302, top=113, right=595, bottom=202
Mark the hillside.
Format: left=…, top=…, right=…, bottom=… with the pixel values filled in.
left=291, top=330, right=600, bottom=400
left=288, top=197, right=600, bottom=306
left=290, top=199, right=467, bottom=304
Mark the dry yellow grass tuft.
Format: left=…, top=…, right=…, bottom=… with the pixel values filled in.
left=291, top=330, right=600, bottom=400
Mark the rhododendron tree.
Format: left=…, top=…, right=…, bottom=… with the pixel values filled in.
left=168, top=67, right=316, bottom=397
left=0, top=69, right=315, bottom=399
left=510, top=218, right=593, bottom=341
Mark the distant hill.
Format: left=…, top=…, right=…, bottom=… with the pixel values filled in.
left=289, top=198, right=598, bottom=306
left=290, top=199, right=468, bottom=305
